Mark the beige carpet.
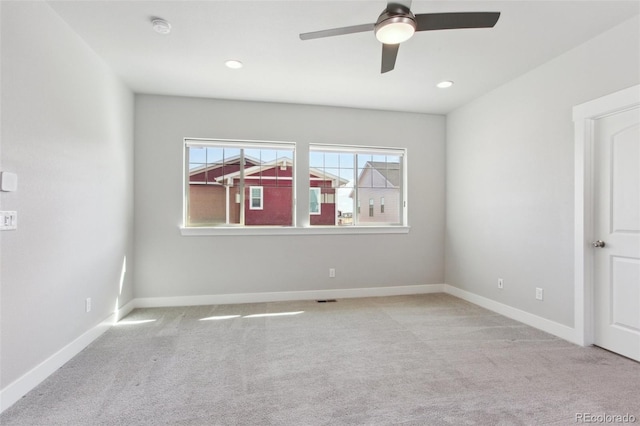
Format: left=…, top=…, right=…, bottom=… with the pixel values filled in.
left=1, top=293, right=639, bottom=425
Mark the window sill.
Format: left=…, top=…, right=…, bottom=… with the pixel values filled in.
left=179, top=225, right=410, bottom=236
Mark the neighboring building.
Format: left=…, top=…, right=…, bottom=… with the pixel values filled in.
left=338, top=212, right=353, bottom=226
left=351, top=161, right=401, bottom=224
left=188, top=156, right=347, bottom=226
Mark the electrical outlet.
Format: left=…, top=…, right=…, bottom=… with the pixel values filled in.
left=535, top=288, right=544, bottom=301
left=498, top=278, right=504, bottom=289
left=329, top=268, right=336, bottom=278
left=85, top=297, right=92, bottom=313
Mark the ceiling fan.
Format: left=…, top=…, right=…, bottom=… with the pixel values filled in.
left=299, top=1, right=500, bottom=73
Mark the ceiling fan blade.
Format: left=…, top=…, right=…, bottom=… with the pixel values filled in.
left=300, top=23, right=375, bottom=40
left=414, top=12, right=500, bottom=32
left=381, top=43, right=400, bottom=74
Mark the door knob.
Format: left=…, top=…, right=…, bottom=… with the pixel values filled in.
left=592, top=240, right=606, bottom=248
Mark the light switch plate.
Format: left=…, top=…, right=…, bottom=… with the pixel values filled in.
left=0, top=172, right=18, bottom=192
left=0, top=211, right=17, bottom=230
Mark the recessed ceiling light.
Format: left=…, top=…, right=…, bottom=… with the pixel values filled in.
left=151, top=18, right=171, bottom=35
left=225, top=60, right=243, bottom=69
left=437, top=80, right=454, bottom=89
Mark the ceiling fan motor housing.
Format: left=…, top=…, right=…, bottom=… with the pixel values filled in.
left=374, top=5, right=417, bottom=44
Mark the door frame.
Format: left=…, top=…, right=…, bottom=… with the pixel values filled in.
left=573, top=84, right=640, bottom=346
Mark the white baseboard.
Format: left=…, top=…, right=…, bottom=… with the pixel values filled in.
left=0, top=300, right=137, bottom=414
left=443, top=284, right=580, bottom=344
left=2, top=283, right=580, bottom=414
left=0, top=315, right=110, bottom=412
left=135, top=284, right=445, bottom=308
left=116, top=299, right=136, bottom=322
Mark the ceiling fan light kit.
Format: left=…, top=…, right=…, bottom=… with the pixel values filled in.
left=374, top=10, right=417, bottom=44
left=300, top=1, right=500, bottom=74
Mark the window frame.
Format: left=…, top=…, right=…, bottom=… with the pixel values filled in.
left=309, top=143, right=407, bottom=227
left=249, top=186, right=263, bottom=210
left=183, top=138, right=295, bottom=228
left=181, top=139, right=409, bottom=236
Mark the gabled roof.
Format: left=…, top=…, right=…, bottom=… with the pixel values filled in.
left=188, top=154, right=261, bottom=176
left=309, top=167, right=349, bottom=186
left=365, top=162, right=401, bottom=187
left=214, top=157, right=293, bottom=182
left=348, top=161, right=401, bottom=198
left=196, top=157, right=349, bottom=186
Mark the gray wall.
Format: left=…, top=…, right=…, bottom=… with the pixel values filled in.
left=0, top=2, right=134, bottom=388
left=134, top=96, right=445, bottom=298
left=445, top=16, right=640, bottom=327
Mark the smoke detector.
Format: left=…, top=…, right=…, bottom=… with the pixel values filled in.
left=151, top=18, right=171, bottom=35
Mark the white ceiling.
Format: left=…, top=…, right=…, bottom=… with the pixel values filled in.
left=47, top=1, right=639, bottom=114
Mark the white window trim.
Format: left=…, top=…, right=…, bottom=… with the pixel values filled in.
left=309, top=143, right=407, bottom=227
left=180, top=225, right=410, bottom=236
left=183, top=139, right=409, bottom=236
left=249, top=186, right=263, bottom=210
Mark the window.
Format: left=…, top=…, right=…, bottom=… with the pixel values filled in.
left=249, top=186, right=263, bottom=210
left=183, top=139, right=407, bottom=234
left=309, top=188, right=321, bottom=215
left=309, top=145, right=405, bottom=226
left=185, top=139, right=294, bottom=226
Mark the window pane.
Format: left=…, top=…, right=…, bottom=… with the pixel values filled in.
left=310, top=151, right=324, bottom=168
left=310, top=147, right=405, bottom=226
left=188, top=182, right=227, bottom=225
left=229, top=184, right=241, bottom=225
left=309, top=150, right=354, bottom=225
left=260, top=149, right=277, bottom=163
left=189, top=163, right=207, bottom=183
left=339, top=153, right=354, bottom=167
left=223, top=148, right=241, bottom=161
left=189, top=147, right=206, bottom=163
left=357, top=155, right=372, bottom=168
left=323, top=153, right=339, bottom=167
left=206, top=147, right=224, bottom=164
left=186, top=141, right=294, bottom=227
left=325, top=168, right=341, bottom=188
left=244, top=149, right=261, bottom=163
left=355, top=154, right=402, bottom=225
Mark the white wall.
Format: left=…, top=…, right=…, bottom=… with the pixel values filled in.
left=445, top=16, right=640, bottom=327
left=0, top=1, right=134, bottom=393
left=134, top=96, right=445, bottom=299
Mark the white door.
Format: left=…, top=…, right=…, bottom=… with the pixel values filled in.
left=593, top=105, right=640, bottom=361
